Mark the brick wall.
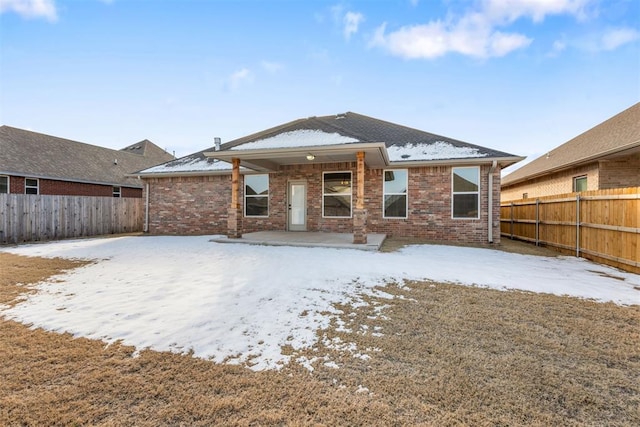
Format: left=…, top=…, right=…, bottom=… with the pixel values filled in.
left=4, top=175, right=142, bottom=197
left=501, top=163, right=599, bottom=201
left=598, top=153, right=640, bottom=189
left=146, top=175, right=230, bottom=235
left=145, top=162, right=501, bottom=244
left=367, top=165, right=500, bottom=244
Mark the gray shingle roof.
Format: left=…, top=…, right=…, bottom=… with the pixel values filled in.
left=222, top=112, right=516, bottom=158
left=141, top=112, right=520, bottom=175
left=0, top=126, right=174, bottom=188
left=120, top=139, right=175, bottom=164
left=502, top=103, right=640, bottom=186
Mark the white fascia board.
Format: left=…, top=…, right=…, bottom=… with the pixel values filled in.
left=388, top=156, right=525, bottom=168
left=204, top=142, right=388, bottom=159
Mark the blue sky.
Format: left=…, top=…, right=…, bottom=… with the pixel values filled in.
left=1, top=0, right=638, bottom=173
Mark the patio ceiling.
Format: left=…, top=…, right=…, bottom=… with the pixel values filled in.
left=204, top=142, right=389, bottom=172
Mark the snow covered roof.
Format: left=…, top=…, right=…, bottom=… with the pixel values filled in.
left=140, top=155, right=233, bottom=174
left=387, top=141, right=489, bottom=162
left=136, top=112, right=521, bottom=175
left=229, top=129, right=359, bottom=150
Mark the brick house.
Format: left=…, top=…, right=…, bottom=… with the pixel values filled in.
left=501, top=103, right=640, bottom=201
left=0, top=126, right=174, bottom=198
left=136, top=112, right=523, bottom=245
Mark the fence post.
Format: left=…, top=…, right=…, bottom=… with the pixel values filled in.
left=510, top=202, right=514, bottom=239
left=535, top=199, right=539, bottom=246
left=576, top=194, right=580, bottom=257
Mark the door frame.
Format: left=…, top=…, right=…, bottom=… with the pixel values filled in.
left=287, top=180, right=307, bottom=231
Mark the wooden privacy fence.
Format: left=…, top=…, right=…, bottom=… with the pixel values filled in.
left=500, top=187, right=639, bottom=274
left=0, top=194, right=144, bottom=244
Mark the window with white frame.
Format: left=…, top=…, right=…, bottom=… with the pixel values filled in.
left=323, top=172, right=352, bottom=217
left=113, top=186, right=121, bottom=198
left=245, top=174, right=269, bottom=217
left=573, top=176, right=587, bottom=192
left=25, top=178, right=39, bottom=195
left=0, top=176, right=8, bottom=193
left=452, top=167, right=479, bottom=219
left=383, top=169, right=408, bottom=218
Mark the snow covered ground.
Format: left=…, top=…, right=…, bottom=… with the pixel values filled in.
left=1, top=236, right=638, bottom=371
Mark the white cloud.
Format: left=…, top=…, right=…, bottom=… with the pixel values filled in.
left=261, top=61, right=284, bottom=74
left=343, top=11, right=364, bottom=40
left=0, top=0, right=57, bottom=21
left=552, top=39, right=567, bottom=53
left=330, top=4, right=364, bottom=40
left=600, top=27, right=639, bottom=51
left=371, top=14, right=531, bottom=59
left=370, top=0, right=597, bottom=59
left=228, top=68, right=253, bottom=90
left=482, top=0, right=592, bottom=24
left=489, top=31, right=532, bottom=56
left=551, top=27, right=639, bottom=54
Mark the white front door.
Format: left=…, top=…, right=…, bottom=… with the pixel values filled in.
left=288, top=182, right=307, bottom=231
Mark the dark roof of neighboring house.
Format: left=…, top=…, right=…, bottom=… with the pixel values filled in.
left=502, top=103, right=640, bottom=187
left=140, top=112, right=521, bottom=175
left=119, top=139, right=175, bottom=164
left=0, top=126, right=174, bottom=188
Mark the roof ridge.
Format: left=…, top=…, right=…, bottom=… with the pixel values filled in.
left=220, top=117, right=309, bottom=150
left=310, top=113, right=373, bottom=142
left=1, top=125, right=152, bottom=161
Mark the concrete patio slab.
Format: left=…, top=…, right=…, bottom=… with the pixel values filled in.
left=210, top=231, right=386, bottom=251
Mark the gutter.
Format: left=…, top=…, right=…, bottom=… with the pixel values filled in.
left=128, top=170, right=237, bottom=179
left=144, top=181, right=150, bottom=233
left=204, top=142, right=389, bottom=159
left=387, top=156, right=524, bottom=168
left=0, top=171, right=143, bottom=189
left=488, top=160, right=497, bottom=243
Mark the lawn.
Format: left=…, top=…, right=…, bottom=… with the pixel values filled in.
left=1, top=236, right=639, bottom=426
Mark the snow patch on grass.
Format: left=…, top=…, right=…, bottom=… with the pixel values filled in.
left=1, top=235, right=638, bottom=371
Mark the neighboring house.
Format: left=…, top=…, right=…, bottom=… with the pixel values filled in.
left=501, top=103, right=640, bottom=201
left=136, top=112, right=522, bottom=245
left=0, top=126, right=174, bottom=198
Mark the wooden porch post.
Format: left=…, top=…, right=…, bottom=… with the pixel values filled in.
left=227, top=157, right=243, bottom=238
left=353, top=151, right=367, bottom=244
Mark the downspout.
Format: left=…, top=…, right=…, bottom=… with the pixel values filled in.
left=144, top=181, right=150, bottom=233
left=487, top=160, right=497, bottom=243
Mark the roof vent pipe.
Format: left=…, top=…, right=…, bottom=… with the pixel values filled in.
left=214, top=137, right=221, bottom=151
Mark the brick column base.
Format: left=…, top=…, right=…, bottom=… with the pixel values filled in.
left=227, top=207, right=243, bottom=238
left=353, top=208, right=367, bottom=244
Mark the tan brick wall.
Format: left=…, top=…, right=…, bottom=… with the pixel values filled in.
left=144, top=163, right=502, bottom=244
left=501, top=163, right=599, bottom=201
left=598, top=153, right=640, bottom=189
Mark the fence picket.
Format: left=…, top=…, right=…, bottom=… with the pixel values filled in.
left=501, top=187, right=640, bottom=274
left=0, top=194, right=143, bottom=244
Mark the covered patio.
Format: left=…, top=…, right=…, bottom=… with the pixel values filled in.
left=206, top=142, right=389, bottom=245
left=210, top=231, right=387, bottom=251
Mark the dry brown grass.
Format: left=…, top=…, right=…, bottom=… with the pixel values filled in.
left=1, top=252, right=639, bottom=426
